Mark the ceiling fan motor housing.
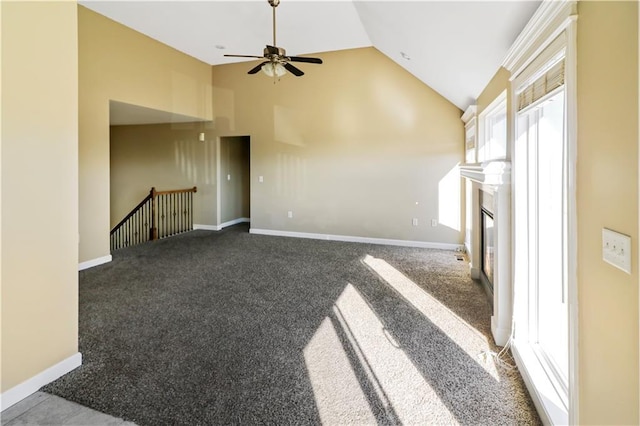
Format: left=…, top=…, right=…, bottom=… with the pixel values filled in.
left=264, top=46, right=286, bottom=59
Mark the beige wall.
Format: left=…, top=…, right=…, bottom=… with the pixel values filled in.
left=220, top=136, right=250, bottom=223
left=1, top=2, right=79, bottom=392
left=79, top=6, right=213, bottom=262
left=212, top=47, right=464, bottom=243
left=110, top=123, right=217, bottom=228
left=576, top=1, right=639, bottom=423
left=476, top=67, right=510, bottom=116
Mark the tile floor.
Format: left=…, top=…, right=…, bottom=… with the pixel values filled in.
left=1, top=392, right=135, bottom=426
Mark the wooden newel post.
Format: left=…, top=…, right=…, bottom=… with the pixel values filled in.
left=150, top=187, right=158, bottom=240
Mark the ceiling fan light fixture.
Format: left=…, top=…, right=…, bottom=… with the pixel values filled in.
left=224, top=0, right=322, bottom=78
left=261, top=62, right=286, bottom=77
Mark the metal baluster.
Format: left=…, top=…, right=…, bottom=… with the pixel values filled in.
left=173, top=193, right=177, bottom=235
left=144, top=202, right=148, bottom=242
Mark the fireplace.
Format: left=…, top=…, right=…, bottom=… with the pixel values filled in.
left=481, top=191, right=495, bottom=292
left=459, top=161, right=511, bottom=345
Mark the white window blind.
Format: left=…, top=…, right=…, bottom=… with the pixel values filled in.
left=517, top=59, right=565, bottom=112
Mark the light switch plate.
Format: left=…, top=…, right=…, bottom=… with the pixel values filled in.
left=602, top=228, right=631, bottom=274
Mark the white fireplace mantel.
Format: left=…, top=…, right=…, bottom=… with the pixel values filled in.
left=460, top=159, right=512, bottom=346
left=459, top=161, right=511, bottom=186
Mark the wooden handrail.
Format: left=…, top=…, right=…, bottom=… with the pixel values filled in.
left=110, top=186, right=198, bottom=251
left=110, top=190, right=153, bottom=235
left=154, top=186, right=197, bottom=196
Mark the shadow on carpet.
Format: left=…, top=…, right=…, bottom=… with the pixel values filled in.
left=44, top=224, right=540, bottom=425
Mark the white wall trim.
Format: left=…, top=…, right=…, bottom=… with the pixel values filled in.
left=564, top=15, right=580, bottom=426
left=0, top=352, right=82, bottom=412
left=78, top=255, right=112, bottom=271
left=512, top=341, right=568, bottom=426
left=249, top=228, right=463, bottom=251
left=503, top=0, right=577, bottom=73
left=220, top=217, right=250, bottom=229
left=194, top=224, right=221, bottom=231
left=490, top=318, right=512, bottom=347
left=194, top=218, right=250, bottom=232
left=470, top=266, right=480, bottom=280
left=461, top=105, right=477, bottom=124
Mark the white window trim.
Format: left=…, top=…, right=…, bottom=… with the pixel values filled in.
left=503, top=0, right=578, bottom=424
left=462, top=105, right=478, bottom=165
left=477, top=90, right=507, bottom=163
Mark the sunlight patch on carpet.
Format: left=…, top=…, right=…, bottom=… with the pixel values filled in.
left=362, top=254, right=500, bottom=380
left=303, top=316, right=376, bottom=424
left=305, top=284, right=456, bottom=424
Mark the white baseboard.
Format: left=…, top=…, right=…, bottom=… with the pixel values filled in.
left=0, top=352, right=82, bottom=412
left=470, top=266, right=480, bottom=279
left=220, top=217, right=250, bottom=229
left=491, top=316, right=511, bottom=346
left=195, top=218, right=250, bottom=232
left=194, top=224, right=221, bottom=231
left=78, top=255, right=112, bottom=271
left=249, top=228, right=464, bottom=251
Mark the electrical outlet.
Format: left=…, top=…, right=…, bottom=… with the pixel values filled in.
left=288, top=211, right=293, bottom=219
left=431, top=219, right=437, bottom=227
left=412, top=218, right=418, bottom=226
left=227, top=174, right=231, bottom=181
left=602, top=228, right=631, bottom=274
left=259, top=176, right=264, bottom=183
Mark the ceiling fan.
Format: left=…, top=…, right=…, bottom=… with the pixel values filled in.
left=224, top=0, right=323, bottom=78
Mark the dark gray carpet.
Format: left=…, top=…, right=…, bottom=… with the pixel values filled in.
left=44, top=224, right=540, bottom=425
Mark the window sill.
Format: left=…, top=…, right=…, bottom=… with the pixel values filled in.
left=512, top=340, right=568, bottom=425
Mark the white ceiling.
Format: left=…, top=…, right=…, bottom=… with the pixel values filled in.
left=82, top=0, right=540, bottom=113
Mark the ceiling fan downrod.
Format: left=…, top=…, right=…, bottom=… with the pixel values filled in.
left=269, top=0, right=279, bottom=47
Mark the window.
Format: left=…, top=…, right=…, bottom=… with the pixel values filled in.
left=513, top=54, right=570, bottom=417
left=465, top=119, right=476, bottom=163
left=503, top=3, right=577, bottom=423
left=478, top=92, right=507, bottom=162
left=462, top=105, right=477, bottom=164
left=520, top=87, right=568, bottom=391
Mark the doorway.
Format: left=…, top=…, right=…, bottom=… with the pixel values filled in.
left=218, top=136, right=250, bottom=228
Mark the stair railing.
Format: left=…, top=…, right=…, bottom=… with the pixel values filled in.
left=110, top=186, right=197, bottom=251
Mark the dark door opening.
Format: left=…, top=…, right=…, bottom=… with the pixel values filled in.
left=219, top=136, right=250, bottom=228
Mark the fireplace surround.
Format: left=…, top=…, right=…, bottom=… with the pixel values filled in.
left=460, top=161, right=512, bottom=346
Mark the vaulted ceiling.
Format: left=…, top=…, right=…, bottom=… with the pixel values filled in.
left=81, top=0, right=541, bottom=111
